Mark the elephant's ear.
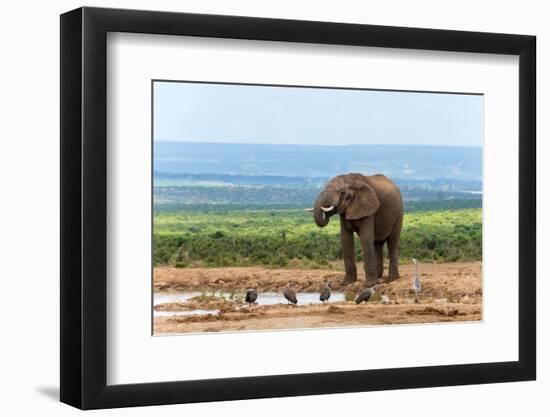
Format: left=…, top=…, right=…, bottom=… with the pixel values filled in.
left=345, top=181, right=380, bottom=220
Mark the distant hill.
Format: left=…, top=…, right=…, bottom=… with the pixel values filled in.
left=154, top=172, right=481, bottom=191
left=154, top=141, right=482, bottom=181
left=153, top=172, right=328, bottom=187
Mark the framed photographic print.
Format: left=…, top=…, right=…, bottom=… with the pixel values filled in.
left=60, top=6, right=536, bottom=409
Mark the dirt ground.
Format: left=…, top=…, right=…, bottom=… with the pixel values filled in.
left=153, top=262, right=482, bottom=334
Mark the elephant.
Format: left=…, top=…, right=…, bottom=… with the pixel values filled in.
left=311, top=173, right=403, bottom=286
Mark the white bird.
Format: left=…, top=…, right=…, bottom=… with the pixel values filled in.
left=381, top=294, right=390, bottom=304
left=411, top=258, right=421, bottom=294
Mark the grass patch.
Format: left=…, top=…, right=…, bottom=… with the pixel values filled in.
left=153, top=208, right=481, bottom=267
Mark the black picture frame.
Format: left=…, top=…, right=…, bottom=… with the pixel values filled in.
left=60, top=6, right=536, bottom=410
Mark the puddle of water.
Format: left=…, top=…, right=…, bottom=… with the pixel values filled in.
left=154, top=309, right=219, bottom=317
left=254, top=292, right=346, bottom=305
left=153, top=291, right=347, bottom=318
left=154, top=292, right=204, bottom=306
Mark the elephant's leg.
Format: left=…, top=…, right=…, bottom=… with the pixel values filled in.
left=387, top=217, right=403, bottom=281
left=375, top=242, right=384, bottom=278
left=340, top=217, right=357, bottom=284
left=358, top=217, right=378, bottom=286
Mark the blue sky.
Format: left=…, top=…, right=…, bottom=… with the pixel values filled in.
left=153, top=81, right=483, bottom=147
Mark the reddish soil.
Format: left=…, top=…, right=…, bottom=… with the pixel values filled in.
left=153, top=262, right=482, bottom=334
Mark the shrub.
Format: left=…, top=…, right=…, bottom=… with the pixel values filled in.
left=153, top=208, right=482, bottom=267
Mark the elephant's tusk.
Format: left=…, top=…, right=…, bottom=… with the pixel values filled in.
left=304, top=208, right=314, bottom=212
left=321, top=205, right=335, bottom=212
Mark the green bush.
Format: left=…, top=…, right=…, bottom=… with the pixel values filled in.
left=153, top=208, right=482, bottom=267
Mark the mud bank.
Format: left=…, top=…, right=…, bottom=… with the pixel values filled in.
left=154, top=302, right=482, bottom=334
left=154, top=262, right=482, bottom=295
left=153, top=262, right=482, bottom=334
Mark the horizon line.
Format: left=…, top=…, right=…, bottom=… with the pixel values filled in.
left=153, top=170, right=482, bottom=180
left=154, top=140, right=482, bottom=149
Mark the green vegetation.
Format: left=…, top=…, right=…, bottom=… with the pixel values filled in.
left=152, top=143, right=482, bottom=269
left=153, top=207, right=481, bottom=267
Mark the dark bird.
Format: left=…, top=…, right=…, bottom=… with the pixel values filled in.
left=356, top=286, right=377, bottom=304
left=245, top=288, right=258, bottom=307
left=320, top=281, right=331, bottom=302
left=283, top=282, right=298, bottom=305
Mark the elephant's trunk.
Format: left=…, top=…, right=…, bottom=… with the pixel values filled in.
left=313, top=190, right=335, bottom=228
